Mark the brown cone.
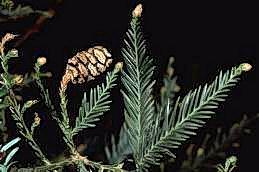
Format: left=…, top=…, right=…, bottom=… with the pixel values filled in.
left=60, top=46, right=112, bottom=90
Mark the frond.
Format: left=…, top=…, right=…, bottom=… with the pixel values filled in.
left=121, top=15, right=156, bottom=164
left=140, top=64, right=247, bottom=169
left=72, top=65, right=121, bottom=136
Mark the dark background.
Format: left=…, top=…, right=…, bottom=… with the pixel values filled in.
left=1, top=0, right=258, bottom=171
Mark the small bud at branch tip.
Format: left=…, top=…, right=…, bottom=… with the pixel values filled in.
left=9, top=49, right=18, bottom=57
left=132, top=4, right=143, bottom=17
left=13, top=75, right=23, bottom=85
left=115, top=62, right=123, bottom=71
left=240, top=63, right=252, bottom=72
left=37, top=57, right=47, bottom=66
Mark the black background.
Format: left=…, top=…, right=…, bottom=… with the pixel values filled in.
left=0, top=0, right=258, bottom=171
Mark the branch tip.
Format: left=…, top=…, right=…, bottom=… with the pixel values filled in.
left=240, top=63, right=252, bottom=72
left=132, top=4, right=143, bottom=17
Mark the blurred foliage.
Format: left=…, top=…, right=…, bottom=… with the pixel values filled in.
left=216, top=156, right=237, bottom=172
left=0, top=0, right=52, bottom=22
left=105, top=124, right=133, bottom=164
left=178, top=114, right=259, bottom=172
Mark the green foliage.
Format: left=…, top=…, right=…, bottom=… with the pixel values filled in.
left=0, top=41, right=50, bottom=144
left=121, top=13, right=156, bottom=170
left=58, top=87, right=75, bottom=152
left=217, top=156, right=237, bottom=172
left=0, top=46, right=20, bottom=139
left=34, top=59, right=55, bottom=117
left=0, top=43, right=51, bottom=166
left=121, top=5, right=250, bottom=171
left=72, top=65, right=121, bottom=137
left=0, top=0, right=51, bottom=21
left=0, top=4, right=253, bottom=172
left=159, top=57, right=180, bottom=109
left=178, top=114, right=259, bottom=172
left=106, top=56, right=180, bottom=167
left=0, top=0, right=13, bottom=11
left=55, top=64, right=122, bottom=155
left=0, top=137, right=20, bottom=172
left=0, top=97, right=8, bottom=141
left=105, top=124, right=132, bottom=164
left=0, top=33, right=124, bottom=171
left=138, top=65, right=245, bottom=169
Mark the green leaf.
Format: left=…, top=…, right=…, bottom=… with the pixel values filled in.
left=0, top=87, right=8, bottom=98
left=139, top=65, right=246, bottom=169
left=72, top=66, right=120, bottom=136
left=4, top=147, right=19, bottom=166
left=0, top=137, right=20, bottom=152
left=21, top=100, right=39, bottom=114
left=121, top=15, right=156, bottom=168
left=0, top=103, right=8, bottom=110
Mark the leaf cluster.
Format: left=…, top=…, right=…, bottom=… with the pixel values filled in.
left=120, top=5, right=251, bottom=171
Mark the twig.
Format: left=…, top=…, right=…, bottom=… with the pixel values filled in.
left=58, top=88, right=76, bottom=153
left=17, top=153, right=124, bottom=172
left=34, top=58, right=76, bottom=154
left=5, top=83, right=51, bottom=165
left=33, top=60, right=59, bottom=121
left=0, top=45, right=51, bottom=165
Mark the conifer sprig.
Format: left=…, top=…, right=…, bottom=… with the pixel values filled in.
left=0, top=34, right=51, bottom=165
left=121, top=4, right=252, bottom=170
left=72, top=62, right=122, bottom=137
left=139, top=64, right=251, bottom=168
left=121, top=4, right=156, bottom=169
left=34, top=57, right=58, bottom=121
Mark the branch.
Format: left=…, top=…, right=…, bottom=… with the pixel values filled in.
left=0, top=35, right=50, bottom=165
left=139, top=63, right=251, bottom=169
left=121, top=5, right=156, bottom=170
left=17, top=153, right=124, bottom=172
left=72, top=63, right=122, bottom=137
